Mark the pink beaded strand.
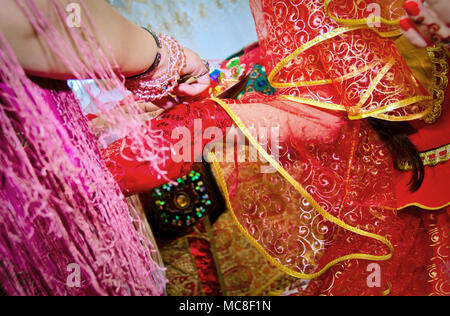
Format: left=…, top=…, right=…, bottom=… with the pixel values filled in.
left=125, top=35, right=186, bottom=102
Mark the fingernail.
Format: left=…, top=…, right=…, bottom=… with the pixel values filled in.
left=403, top=1, right=421, bottom=16
left=399, top=18, right=431, bottom=47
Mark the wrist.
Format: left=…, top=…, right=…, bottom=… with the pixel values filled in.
left=125, top=33, right=186, bottom=102
left=150, top=38, right=170, bottom=79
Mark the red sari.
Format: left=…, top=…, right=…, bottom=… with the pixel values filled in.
left=102, top=0, right=449, bottom=295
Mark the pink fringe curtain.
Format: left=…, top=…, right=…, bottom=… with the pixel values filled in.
left=0, top=0, right=167, bottom=295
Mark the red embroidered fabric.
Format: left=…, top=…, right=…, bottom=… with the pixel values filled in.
left=187, top=235, right=223, bottom=296
left=251, top=0, right=432, bottom=120
left=102, top=100, right=233, bottom=195
left=102, top=0, right=449, bottom=295
left=395, top=69, right=450, bottom=210
left=294, top=206, right=449, bottom=296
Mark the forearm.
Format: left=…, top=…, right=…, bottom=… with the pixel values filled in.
left=0, top=0, right=157, bottom=79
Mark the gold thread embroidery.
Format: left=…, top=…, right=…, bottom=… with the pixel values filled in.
left=323, top=0, right=400, bottom=27
left=423, top=44, right=449, bottom=124
left=266, top=2, right=447, bottom=121
left=348, top=96, right=432, bottom=120
left=268, top=25, right=366, bottom=89
left=267, top=24, right=432, bottom=120
left=397, top=144, right=450, bottom=171
left=209, top=97, right=394, bottom=281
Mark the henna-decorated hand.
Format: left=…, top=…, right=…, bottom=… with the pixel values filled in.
left=400, top=0, right=450, bottom=48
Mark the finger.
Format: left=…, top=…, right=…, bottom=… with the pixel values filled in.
left=175, top=74, right=210, bottom=96
left=152, top=96, right=177, bottom=109
left=404, top=0, right=450, bottom=42
left=426, top=0, right=450, bottom=25
left=137, top=101, right=161, bottom=113
left=139, top=110, right=164, bottom=122
left=196, top=72, right=211, bottom=86
left=118, top=103, right=140, bottom=115
left=176, top=82, right=209, bottom=96
left=399, top=17, right=430, bottom=48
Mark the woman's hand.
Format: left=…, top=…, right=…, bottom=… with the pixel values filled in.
left=144, top=45, right=210, bottom=109
left=90, top=101, right=164, bottom=136
left=150, top=47, right=210, bottom=109
left=400, top=0, right=450, bottom=48
left=175, top=47, right=211, bottom=97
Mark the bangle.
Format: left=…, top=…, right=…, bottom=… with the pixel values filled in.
left=142, top=27, right=162, bottom=49
left=125, top=34, right=186, bottom=101
left=127, top=53, right=161, bottom=79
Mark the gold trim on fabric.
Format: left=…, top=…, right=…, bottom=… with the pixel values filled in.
left=373, top=106, right=432, bottom=121
left=323, top=0, right=400, bottom=27
left=421, top=144, right=450, bottom=166
left=383, top=282, right=392, bottom=296
left=398, top=144, right=450, bottom=171
left=322, top=0, right=403, bottom=38
left=388, top=142, right=450, bottom=209
left=209, top=97, right=394, bottom=281
left=423, top=44, right=449, bottom=124
left=267, top=21, right=432, bottom=121
left=396, top=202, right=450, bottom=211
left=280, top=95, right=347, bottom=112
left=268, top=25, right=366, bottom=89
left=272, top=60, right=382, bottom=88
left=348, top=96, right=432, bottom=120
left=355, top=59, right=395, bottom=109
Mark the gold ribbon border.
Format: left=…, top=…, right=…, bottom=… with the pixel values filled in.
left=209, top=97, right=394, bottom=281
left=267, top=3, right=432, bottom=121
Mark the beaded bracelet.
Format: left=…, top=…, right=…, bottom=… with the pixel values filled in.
left=125, top=34, right=186, bottom=101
